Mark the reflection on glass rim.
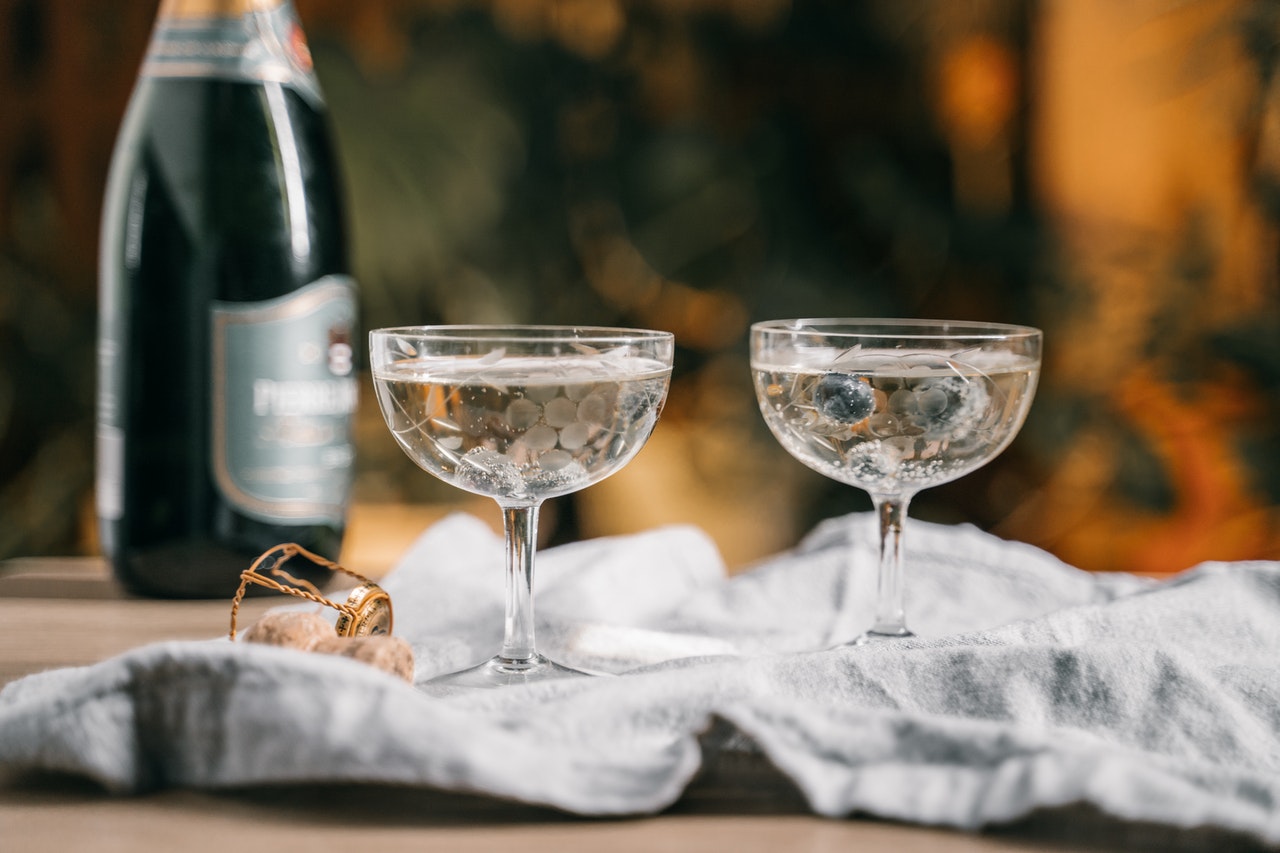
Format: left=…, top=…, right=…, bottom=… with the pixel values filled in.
left=370, top=325, right=674, bottom=344
left=752, top=318, right=1041, bottom=341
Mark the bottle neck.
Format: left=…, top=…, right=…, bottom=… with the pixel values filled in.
left=158, top=0, right=286, bottom=20
left=143, top=0, right=321, bottom=105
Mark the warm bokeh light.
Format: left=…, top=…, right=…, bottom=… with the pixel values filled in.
left=1, top=0, right=1278, bottom=576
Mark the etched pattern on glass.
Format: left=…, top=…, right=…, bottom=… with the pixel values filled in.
left=375, top=349, right=669, bottom=502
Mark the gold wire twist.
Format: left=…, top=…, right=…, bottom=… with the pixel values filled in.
left=228, top=543, right=380, bottom=641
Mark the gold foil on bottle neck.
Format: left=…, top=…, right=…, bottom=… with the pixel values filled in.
left=158, top=0, right=285, bottom=19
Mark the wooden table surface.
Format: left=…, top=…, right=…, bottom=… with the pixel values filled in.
left=0, top=556, right=1268, bottom=853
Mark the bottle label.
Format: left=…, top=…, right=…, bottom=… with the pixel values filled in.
left=211, top=276, right=357, bottom=525
left=141, top=4, right=323, bottom=107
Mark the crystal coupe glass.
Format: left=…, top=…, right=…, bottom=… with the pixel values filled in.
left=751, top=319, right=1042, bottom=644
left=370, top=326, right=674, bottom=686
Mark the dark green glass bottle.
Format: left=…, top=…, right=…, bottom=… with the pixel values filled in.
left=97, top=0, right=357, bottom=598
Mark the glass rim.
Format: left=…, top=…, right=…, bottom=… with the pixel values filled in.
left=751, top=318, right=1041, bottom=341
left=369, top=324, right=674, bottom=345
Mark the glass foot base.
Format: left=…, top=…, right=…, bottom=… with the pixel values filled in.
left=848, top=626, right=915, bottom=646
left=428, top=653, right=596, bottom=689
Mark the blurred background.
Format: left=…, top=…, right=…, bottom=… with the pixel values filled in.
left=1, top=0, right=1279, bottom=575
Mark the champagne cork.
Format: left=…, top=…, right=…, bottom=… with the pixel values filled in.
left=242, top=610, right=415, bottom=682
left=241, top=611, right=333, bottom=650
left=313, top=635, right=416, bottom=683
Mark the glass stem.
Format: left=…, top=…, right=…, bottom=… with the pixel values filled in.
left=869, top=494, right=913, bottom=638
left=498, top=502, right=541, bottom=663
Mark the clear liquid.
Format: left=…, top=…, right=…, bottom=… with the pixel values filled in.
left=373, top=355, right=670, bottom=503
left=752, top=349, right=1038, bottom=495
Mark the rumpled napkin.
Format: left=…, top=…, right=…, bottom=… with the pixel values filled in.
left=2, top=512, right=1279, bottom=845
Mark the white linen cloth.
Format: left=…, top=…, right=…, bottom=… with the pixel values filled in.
left=2, top=512, right=1279, bottom=845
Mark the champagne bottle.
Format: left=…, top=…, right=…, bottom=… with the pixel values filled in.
left=96, top=0, right=357, bottom=598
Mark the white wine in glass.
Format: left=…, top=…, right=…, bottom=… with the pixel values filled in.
left=370, top=326, right=674, bottom=686
left=751, top=319, right=1042, bottom=644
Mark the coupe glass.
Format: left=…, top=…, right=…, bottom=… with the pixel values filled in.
left=369, top=326, right=674, bottom=687
left=750, top=319, right=1042, bottom=644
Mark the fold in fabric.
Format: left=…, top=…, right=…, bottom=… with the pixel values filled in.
left=2, top=513, right=1277, bottom=845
